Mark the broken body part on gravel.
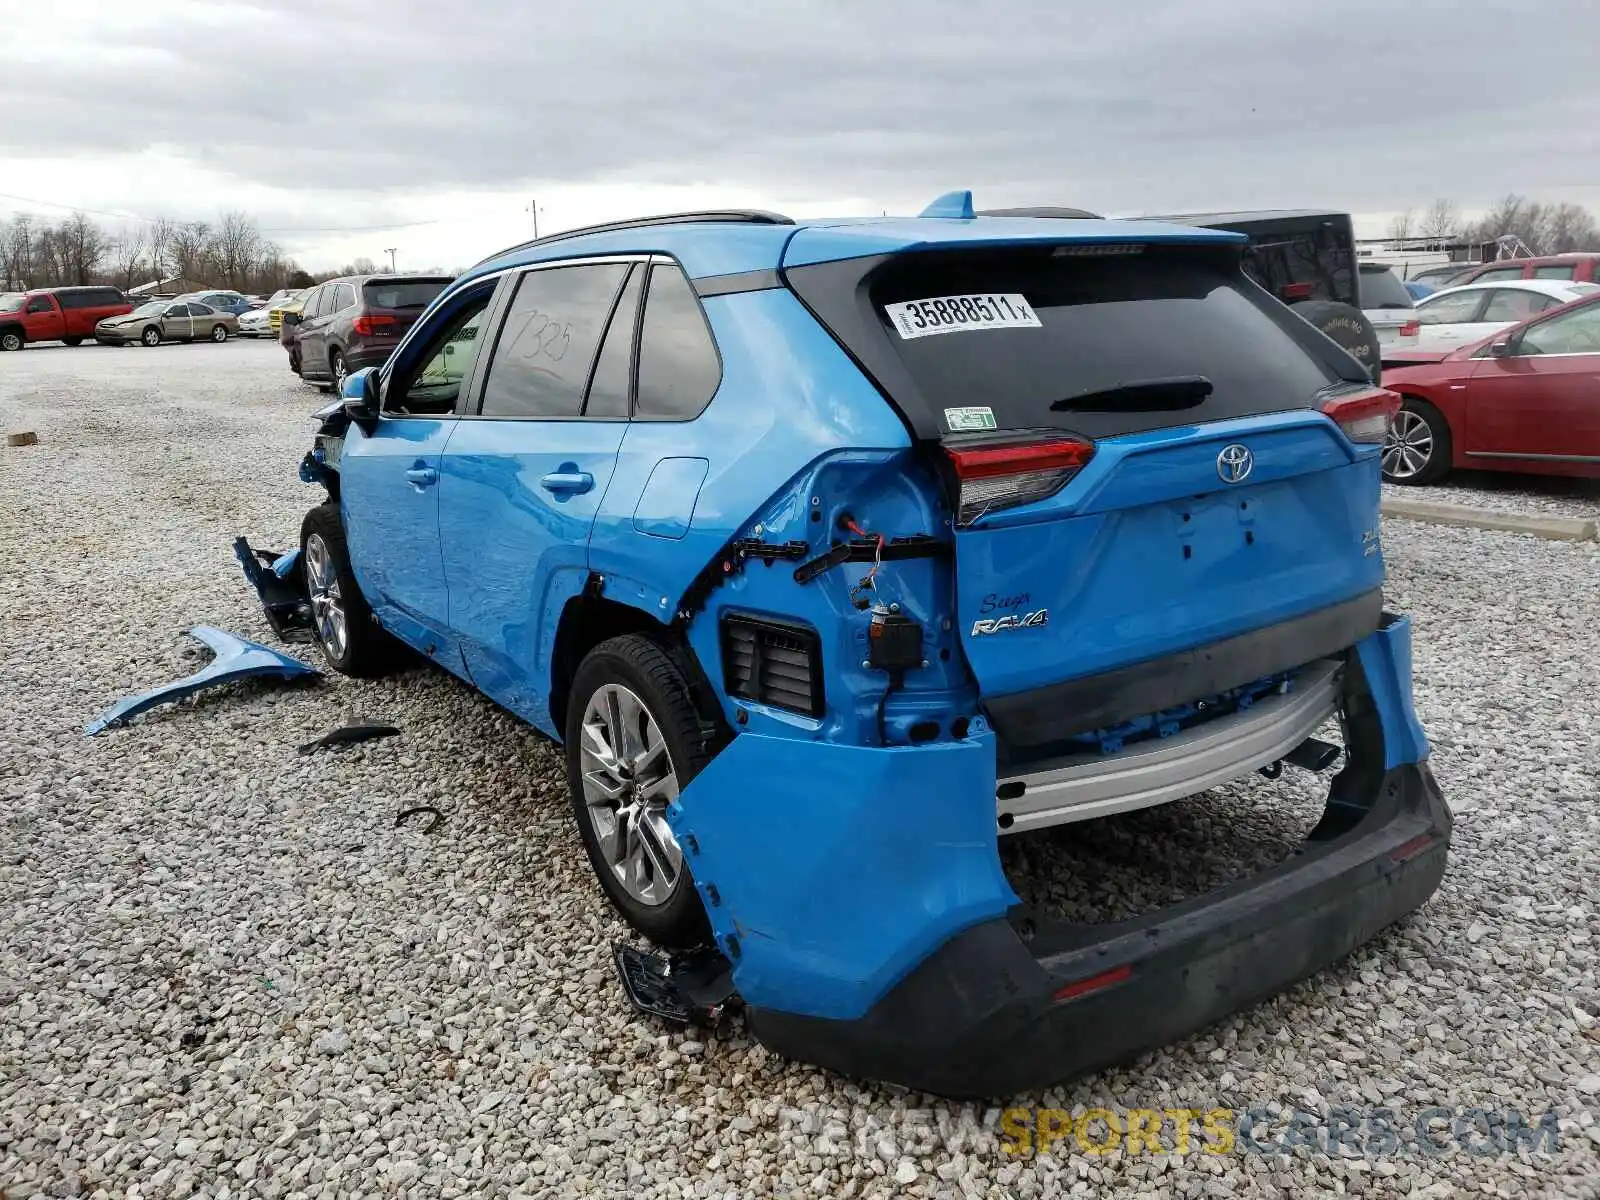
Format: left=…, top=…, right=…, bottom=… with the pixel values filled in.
left=247, top=196, right=1450, bottom=1098
left=84, top=626, right=320, bottom=736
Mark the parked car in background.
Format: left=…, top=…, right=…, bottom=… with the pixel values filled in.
left=1381, top=291, right=1600, bottom=484
left=181, top=289, right=254, bottom=316
left=1356, top=262, right=1420, bottom=357
left=237, top=306, right=274, bottom=338
left=283, top=274, right=452, bottom=391
left=94, top=299, right=239, bottom=346
left=1408, top=262, right=1480, bottom=289
left=0, top=286, right=132, bottom=350
left=1452, top=253, right=1600, bottom=286
left=1404, top=280, right=1436, bottom=301
left=1407, top=279, right=1600, bottom=354
left=268, top=290, right=306, bottom=337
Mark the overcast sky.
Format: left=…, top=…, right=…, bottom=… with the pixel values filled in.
left=4, top=0, right=1598, bottom=271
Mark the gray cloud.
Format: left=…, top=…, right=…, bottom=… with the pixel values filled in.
left=4, top=0, right=1599, bottom=219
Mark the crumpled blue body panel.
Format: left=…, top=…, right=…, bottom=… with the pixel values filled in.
left=84, top=626, right=319, bottom=735
left=1355, top=614, right=1430, bottom=769
left=667, top=724, right=1016, bottom=1021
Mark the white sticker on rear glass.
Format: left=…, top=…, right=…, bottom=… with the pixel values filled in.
left=944, top=406, right=997, bottom=432
left=883, top=294, right=1041, bottom=340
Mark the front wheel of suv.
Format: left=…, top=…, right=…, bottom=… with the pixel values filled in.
left=1382, top=398, right=1451, bottom=485
left=299, top=503, right=394, bottom=677
left=566, top=635, right=714, bottom=948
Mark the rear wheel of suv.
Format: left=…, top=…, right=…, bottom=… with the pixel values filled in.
left=329, top=349, right=348, bottom=393
left=210, top=324, right=228, bottom=342
left=62, top=336, right=84, bottom=347
left=566, top=635, right=713, bottom=948
left=1382, top=398, right=1451, bottom=485
left=141, top=327, right=161, bottom=347
left=299, top=502, right=394, bottom=677
left=1291, top=300, right=1384, bottom=384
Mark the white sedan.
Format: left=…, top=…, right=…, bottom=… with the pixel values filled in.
left=1409, top=279, right=1600, bottom=352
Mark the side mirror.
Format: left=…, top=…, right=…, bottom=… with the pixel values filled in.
left=342, top=366, right=380, bottom=428
left=281, top=311, right=302, bottom=327
left=1488, top=336, right=1515, bottom=358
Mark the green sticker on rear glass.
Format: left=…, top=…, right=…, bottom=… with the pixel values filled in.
left=944, top=406, right=997, bottom=432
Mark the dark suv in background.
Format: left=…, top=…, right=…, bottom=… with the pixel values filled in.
left=284, top=274, right=452, bottom=390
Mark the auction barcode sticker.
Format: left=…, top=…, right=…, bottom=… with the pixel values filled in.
left=883, top=294, right=1042, bottom=340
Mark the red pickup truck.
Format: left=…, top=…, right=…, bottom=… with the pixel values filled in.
left=0, top=286, right=133, bottom=350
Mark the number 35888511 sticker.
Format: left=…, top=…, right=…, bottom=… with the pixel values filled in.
left=883, top=294, right=1041, bottom=339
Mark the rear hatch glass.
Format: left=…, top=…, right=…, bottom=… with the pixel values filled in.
left=361, top=277, right=451, bottom=338
left=785, top=243, right=1357, bottom=441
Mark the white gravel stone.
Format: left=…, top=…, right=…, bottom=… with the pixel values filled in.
left=2, top=341, right=1598, bottom=1199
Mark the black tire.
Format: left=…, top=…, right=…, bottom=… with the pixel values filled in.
left=565, top=635, right=714, bottom=948
left=210, top=324, right=228, bottom=342
left=329, top=349, right=347, bottom=393
left=1382, top=397, right=1452, bottom=486
left=1291, top=300, right=1383, bottom=384
left=0, top=329, right=22, bottom=352
left=141, top=326, right=161, bottom=347
left=62, top=336, right=84, bottom=347
left=289, top=349, right=302, bottom=375
left=299, top=502, right=394, bottom=677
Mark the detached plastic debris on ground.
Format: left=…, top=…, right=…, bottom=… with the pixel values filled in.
left=84, top=626, right=320, bottom=735
left=234, top=536, right=315, bottom=641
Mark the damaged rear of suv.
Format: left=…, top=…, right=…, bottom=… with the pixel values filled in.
left=254, top=194, right=1448, bottom=1098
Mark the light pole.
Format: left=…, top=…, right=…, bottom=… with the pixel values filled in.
left=527, top=199, right=541, bottom=238
left=384, top=247, right=398, bottom=273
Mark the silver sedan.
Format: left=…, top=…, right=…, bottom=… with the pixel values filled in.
left=95, top=301, right=240, bottom=346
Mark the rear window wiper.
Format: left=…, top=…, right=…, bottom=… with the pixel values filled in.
left=1050, top=375, right=1213, bottom=412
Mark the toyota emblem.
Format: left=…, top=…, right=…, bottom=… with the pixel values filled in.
left=1217, top=444, right=1253, bottom=484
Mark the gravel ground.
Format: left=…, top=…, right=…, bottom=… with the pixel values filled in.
left=3, top=340, right=1598, bottom=1200
left=1382, top=473, right=1600, bottom=522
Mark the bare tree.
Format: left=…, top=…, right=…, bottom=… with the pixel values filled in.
left=147, top=216, right=176, bottom=280
left=2, top=215, right=32, bottom=289
left=1418, top=199, right=1461, bottom=241
left=168, top=221, right=211, bottom=283
left=1539, top=202, right=1598, bottom=254
left=208, top=211, right=265, bottom=290
left=1386, top=209, right=1414, bottom=241
left=110, top=225, right=149, bottom=290
left=58, top=212, right=107, bottom=285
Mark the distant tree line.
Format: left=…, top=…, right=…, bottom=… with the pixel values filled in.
left=0, top=210, right=451, bottom=295
left=1387, top=195, right=1600, bottom=255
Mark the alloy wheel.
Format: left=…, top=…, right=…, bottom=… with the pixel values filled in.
left=1382, top=409, right=1433, bottom=480
left=578, top=683, right=683, bottom=907
left=331, top=352, right=347, bottom=392
left=303, top=533, right=347, bottom=661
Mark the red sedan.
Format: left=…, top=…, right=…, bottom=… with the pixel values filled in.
left=1380, top=291, right=1600, bottom=483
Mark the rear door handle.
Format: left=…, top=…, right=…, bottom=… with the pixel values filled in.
left=405, top=466, right=438, bottom=489
left=540, top=471, right=594, bottom=495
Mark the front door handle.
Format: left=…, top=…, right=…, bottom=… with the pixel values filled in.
left=540, top=471, right=594, bottom=495
left=405, top=466, right=438, bottom=490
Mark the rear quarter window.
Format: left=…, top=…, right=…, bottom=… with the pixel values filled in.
left=788, top=244, right=1353, bottom=441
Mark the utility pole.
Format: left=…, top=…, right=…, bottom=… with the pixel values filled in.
left=384, top=247, right=398, bottom=273
left=527, top=199, right=541, bottom=238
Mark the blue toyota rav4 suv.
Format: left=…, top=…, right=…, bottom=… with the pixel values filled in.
left=286, top=193, right=1449, bottom=1097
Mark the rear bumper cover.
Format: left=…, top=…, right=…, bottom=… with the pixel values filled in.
left=746, top=759, right=1448, bottom=1098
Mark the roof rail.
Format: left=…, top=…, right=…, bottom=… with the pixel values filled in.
left=977, top=205, right=1102, bottom=220
left=474, top=209, right=795, bottom=267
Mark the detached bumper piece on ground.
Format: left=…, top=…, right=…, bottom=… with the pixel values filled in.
left=234, top=536, right=315, bottom=641
left=625, top=616, right=1448, bottom=1099
left=84, top=626, right=320, bottom=736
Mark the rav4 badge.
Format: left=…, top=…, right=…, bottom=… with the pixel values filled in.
left=971, top=610, right=1049, bottom=637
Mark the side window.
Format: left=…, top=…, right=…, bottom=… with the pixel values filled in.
left=168, top=304, right=191, bottom=317
left=305, top=288, right=326, bottom=318
left=25, top=296, right=53, bottom=314
left=478, top=264, right=627, bottom=419
left=190, top=303, right=216, bottom=316
left=1518, top=304, right=1600, bottom=356
left=634, top=263, right=722, bottom=420
left=385, top=291, right=494, bottom=416
left=1532, top=265, right=1576, bottom=280
left=1480, top=289, right=1545, bottom=324
left=1472, top=266, right=1525, bottom=283
left=58, top=291, right=85, bottom=309
left=332, top=284, right=355, bottom=311
left=1416, top=291, right=1482, bottom=325
left=584, top=266, right=644, bottom=419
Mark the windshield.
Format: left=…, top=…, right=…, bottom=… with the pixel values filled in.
left=1359, top=265, right=1414, bottom=310
left=132, top=303, right=166, bottom=317
left=0, top=294, right=23, bottom=313
left=363, top=280, right=449, bottom=309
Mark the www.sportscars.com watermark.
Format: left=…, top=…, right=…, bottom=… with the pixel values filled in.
left=774, top=1104, right=1576, bottom=1163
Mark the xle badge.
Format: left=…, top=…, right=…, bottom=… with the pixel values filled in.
left=971, top=610, right=1049, bottom=637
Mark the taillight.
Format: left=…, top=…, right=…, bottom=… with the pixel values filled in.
left=1279, top=283, right=1315, bottom=302
left=352, top=313, right=397, bottom=336
left=1398, top=320, right=1420, bottom=337
left=944, top=435, right=1094, bottom=526
left=1321, top=388, right=1401, bottom=444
